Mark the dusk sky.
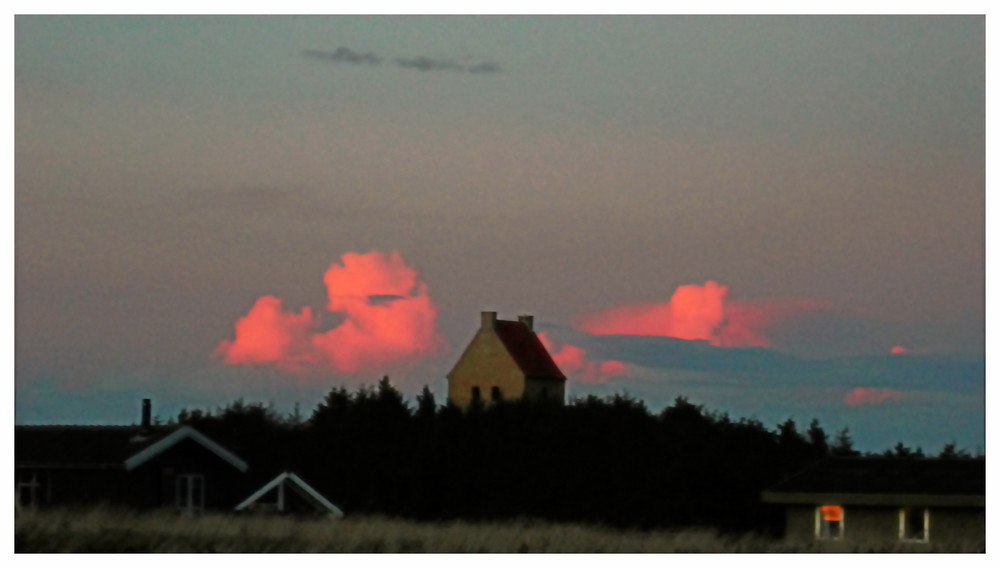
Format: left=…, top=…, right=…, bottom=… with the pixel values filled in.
left=15, top=14, right=986, bottom=453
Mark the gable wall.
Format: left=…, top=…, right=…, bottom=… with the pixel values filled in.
left=129, top=437, right=247, bottom=510
left=524, top=377, right=566, bottom=404
left=447, top=329, right=526, bottom=407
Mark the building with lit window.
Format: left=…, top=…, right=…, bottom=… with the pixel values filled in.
left=762, top=457, right=984, bottom=545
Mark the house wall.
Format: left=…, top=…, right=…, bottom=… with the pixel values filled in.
left=447, top=328, right=526, bottom=408
left=131, top=437, right=247, bottom=511
left=928, top=507, right=985, bottom=543
left=784, top=505, right=817, bottom=541
left=783, top=504, right=985, bottom=544
left=18, top=467, right=129, bottom=508
left=523, top=377, right=565, bottom=404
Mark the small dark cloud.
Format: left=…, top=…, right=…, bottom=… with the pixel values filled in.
left=304, top=46, right=502, bottom=75
left=367, top=294, right=406, bottom=306
left=394, top=56, right=464, bottom=72
left=468, top=61, right=502, bottom=74
left=302, top=47, right=382, bottom=65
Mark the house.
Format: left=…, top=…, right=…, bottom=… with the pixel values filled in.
left=761, top=457, right=985, bottom=544
left=447, top=311, right=567, bottom=408
left=234, top=471, right=344, bottom=517
left=16, top=399, right=249, bottom=514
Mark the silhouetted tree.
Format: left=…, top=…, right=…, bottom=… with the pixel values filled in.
left=165, top=381, right=947, bottom=532
left=415, top=385, right=437, bottom=421
left=830, top=427, right=860, bottom=457
left=939, top=441, right=971, bottom=459
left=806, top=418, right=829, bottom=456
left=884, top=441, right=923, bottom=458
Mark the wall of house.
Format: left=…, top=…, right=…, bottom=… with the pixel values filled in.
left=783, top=505, right=817, bottom=541
left=842, top=506, right=899, bottom=541
left=928, top=507, right=985, bottom=543
left=783, top=504, right=985, bottom=545
left=447, top=329, right=526, bottom=408
left=130, top=437, right=247, bottom=511
left=523, top=377, right=565, bottom=404
left=18, top=468, right=130, bottom=508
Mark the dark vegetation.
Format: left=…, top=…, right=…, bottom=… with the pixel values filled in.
left=170, top=377, right=980, bottom=534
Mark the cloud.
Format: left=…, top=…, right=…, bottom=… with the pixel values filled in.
left=302, top=47, right=382, bottom=65
left=843, top=387, right=909, bottom=406
left=577, top=281, right=826, bottom=348
left=303, top=46, right=502, bottom=74
left=216, top=251, right=442, bottom=373
left=216, top=296, right=320, bottom=371
left=538, top=331, right=627, bottom=384
left=468, top=61, right=503, bottom=74
left=394, top=56, right=465, bottom=72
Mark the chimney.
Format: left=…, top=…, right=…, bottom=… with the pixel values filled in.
left=481, top=311, right=497, bottom=330
left=141, top=398, right=151, bottom=430
left=518, top=314, right=534, bottom=331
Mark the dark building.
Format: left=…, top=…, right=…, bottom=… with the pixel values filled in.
left=16, top=399, right=249, bottom=514
left=762, top=457, right=985, bottom=545
left=234, top=471, right=344, bottom=517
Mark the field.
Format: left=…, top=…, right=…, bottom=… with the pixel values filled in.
left=14, top=506, right=985, bottom=553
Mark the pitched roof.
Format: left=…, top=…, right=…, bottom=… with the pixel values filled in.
left=16, top=424, right=248, bottom=472
left=762, top=457, right=985, bottom=507
left=494, top=320, right=566, bottom=381
left=234, top=471, right=344, bottom=517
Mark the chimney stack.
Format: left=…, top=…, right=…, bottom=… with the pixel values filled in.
left=481, top=311, right=497, bottom=330
left=141, top=398, right=151, bottom=430
left=518, top=314, right=534, bottom=331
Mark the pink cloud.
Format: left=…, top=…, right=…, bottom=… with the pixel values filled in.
left=843, top=387, right=908, bottom=406
left=216, top=251, right=441, bottom=373
left=577, top=281, right=825, bottom=347
left=538, top=331, right=627, bottom=384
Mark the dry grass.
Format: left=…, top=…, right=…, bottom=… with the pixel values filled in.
left=14, top=506, right=985, bottom=553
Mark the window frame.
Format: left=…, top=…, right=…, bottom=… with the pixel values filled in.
left=899, top=507, right=930, bottom=543
left=16, top=471, right=42, bottom=509
left=175, top=473, right=206, bottom=515
left=815, top=505, right=844, bottom=540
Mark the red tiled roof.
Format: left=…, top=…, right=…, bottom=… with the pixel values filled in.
left=493, top=320, right=566, bottom=381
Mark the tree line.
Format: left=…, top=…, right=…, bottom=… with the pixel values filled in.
left=171, top=377, right=980, bottom=533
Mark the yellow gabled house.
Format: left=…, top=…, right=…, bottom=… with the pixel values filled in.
left=447, top=311, right=566, bottom=408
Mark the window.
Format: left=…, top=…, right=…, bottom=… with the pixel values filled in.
left=816, top=505, right=844, bottom=540
left=900, top=507, right=929, bottom=542
left=490, top=386, right=502, bottom=402
left=176, top=474, right=205, bottom=515
left=16, top=472, right=42, bottom=509
left=471, top=386, right=481, bottom=403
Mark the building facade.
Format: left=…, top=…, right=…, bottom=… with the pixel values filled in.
left=762, top=457, right=984, bottom=545
left=447, top=312, right=566, bottom=408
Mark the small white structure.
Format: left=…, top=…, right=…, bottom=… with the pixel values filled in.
left=234, top=471, right=344, bottom=518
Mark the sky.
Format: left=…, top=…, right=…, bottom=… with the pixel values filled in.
left=14, top=13, right=986, bottom=453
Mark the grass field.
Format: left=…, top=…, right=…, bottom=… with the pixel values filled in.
left=14, top=506, right=985, bottom=553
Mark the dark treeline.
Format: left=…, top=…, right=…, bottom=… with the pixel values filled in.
left=171, top=377, right=980, bottom=533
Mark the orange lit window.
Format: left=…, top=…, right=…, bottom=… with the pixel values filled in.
left=817, top=505, right=844, bottom=540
